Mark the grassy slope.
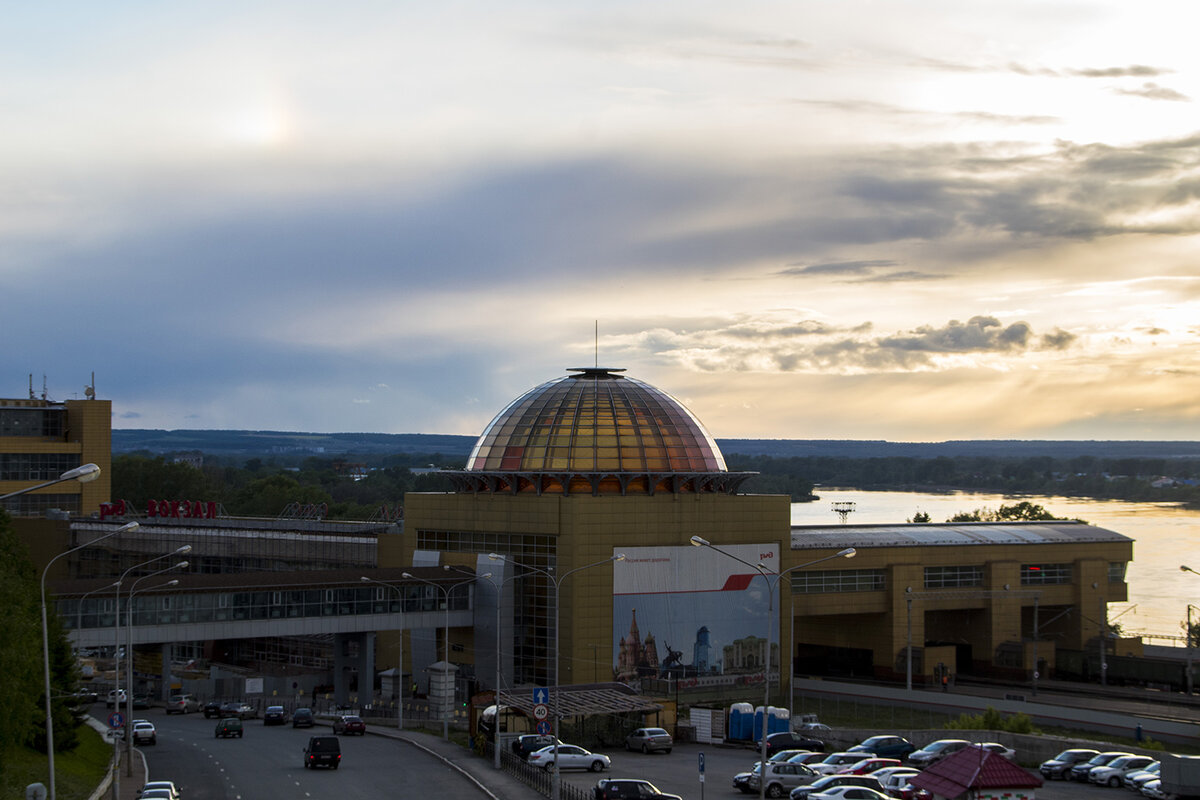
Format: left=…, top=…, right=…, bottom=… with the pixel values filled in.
left=1, top=725, right=112, bottom=800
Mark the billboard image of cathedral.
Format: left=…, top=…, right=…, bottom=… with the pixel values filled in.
left=612, top=544, right=779, bottom=684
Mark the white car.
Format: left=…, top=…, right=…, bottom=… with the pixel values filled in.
left=106, top=689, right=127, bottom=708
left=810, top=753, right=866, bottom=775
left=908, top=739, right=970, bottom=767
left=1089, top=754, right=1157, bottom=787
left=527, top=744, right=611, bottom=772
left=976, top=741, right=1015, bottom=760
left=808, top=787, right=890, bottom=800
left=873, top=767, right=921, bottom=795
left=137, top=782, right=179, bottom=800
left=131, top=721, right=156, bottom=746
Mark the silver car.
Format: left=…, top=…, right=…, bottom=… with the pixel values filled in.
left=624, top=727, right=673, bottom=754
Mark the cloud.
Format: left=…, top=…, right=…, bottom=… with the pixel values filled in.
left=778, top=259, right=899, bottom=276
left=1112, top=82, right=1190, bottom=102
left=1068, top=65, right=1169, bottom=78
left=878, top=316, right=1031, bottom=353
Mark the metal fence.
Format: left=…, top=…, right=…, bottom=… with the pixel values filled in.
left=487, top=744, right=594, bottom=800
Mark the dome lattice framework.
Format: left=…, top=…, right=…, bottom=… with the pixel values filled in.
left=443, top=367, right=754, bottom=496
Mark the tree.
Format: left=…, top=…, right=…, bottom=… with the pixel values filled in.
left=0, top=512, right=44, bottom=768
left=946, top=502, right=1066, bottom=523
left=908, top=511, right=931, bottom=523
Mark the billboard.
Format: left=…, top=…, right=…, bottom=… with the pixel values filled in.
left=612, top=543, right=779, bottom=683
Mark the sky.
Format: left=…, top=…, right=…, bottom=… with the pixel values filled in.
left=5, top=1, right=1200, bottom=442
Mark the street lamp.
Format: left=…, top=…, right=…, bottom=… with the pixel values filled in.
left=689, top=536, right=855, bottom=800
left=76, top=581, right=120, bottom=640
left=124, top=563, right=186, bottom=774
left=360, top=577, right=407, bottom=731
left=1, top=463, right=101, bottom=505
left=38, top=518, right=137, bottom=800
left=401, top=568, right=490, bottom=740
left=477, top=564, right=523, bottom=769
left=487, top=551, right=625, bottom=800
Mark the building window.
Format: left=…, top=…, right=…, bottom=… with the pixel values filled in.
left=1021, top=563, right=1071, bottom=585
left=1108, top=562, right=1127, bottom=583
left=791, top=569, right=885, bottom=593
left=924, top=566, right=983, bottom=589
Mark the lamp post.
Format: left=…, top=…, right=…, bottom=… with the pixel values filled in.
left=76, top=580, right=120, bottom=641
left=488, top=551, right=625, bottom=800
left=476, top=566, right=521, bottom=769
left=38, top=517, right=137, bottom=800
left=125, top=565, right=186, bottom=774
left=1, top=462, right=101, bottom=506
left=401, top=568, right=490, bottom=740
left=689, top=536, right=855, bottom=800
left=360, top=577, right=407, bottom=732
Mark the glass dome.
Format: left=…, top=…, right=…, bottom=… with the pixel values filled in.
left=466, top=368, right=728, bottom=474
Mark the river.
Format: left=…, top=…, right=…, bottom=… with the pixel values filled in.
left=791, top=489, right=1198, bottom=640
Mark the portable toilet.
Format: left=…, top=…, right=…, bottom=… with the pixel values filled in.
left=729, top=702, right=753, bottom=741
left=752, top=705, right=766, bottom=742
left=768, top=705, right=790, bottom=735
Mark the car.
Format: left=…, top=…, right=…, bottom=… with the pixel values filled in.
left=131, top=721, right=157, bottom=745
left=214, top=717, right=244, bottom=738
left=138, top=791, right=173, bottom=800
left=513, top=733, right=559, bottom=760
left=594, top=778, right=683, bottom=800
left=765, top=731, right=825, bottom=757
left=808, top=788, right=891, bottom=800
left=810, top=752, right=868, bottom=775
left=1039, top=748, right=1100, bottom=779
left=165, top=694, right=200, bottom=714
left=332, top=715, right=366, bottom=735
left=796, top=722, right=833, bottom=733
left=137, top=781, right=179, bottom=800
left=73, top=688, right=100, bottom=705
left=1125, top=762, right=1161, bottom=791
left=221, top=701, right=257, bottom=719
left=1142, top=778, right=1167, bottom=799
left=106, top=689, right=127, bottom=708
left=786, top=752, right=831, bottom=767
left=873, top=768, right=921, bottom=796
left=1068, top=751, right=1134, bottom=782
left=202, top=700, right=223, bottom=718
left=733, top=768, right=757, bottom=794
left=624, top=727, right=673, bottom=754
left=847, top=735, right=916, bottom=760
left=132, top=694, right=152, bottom=710
left=906, top=739, right=970, bottom=768
left=747, top=761, right=820, bottom=797
left=1089, top=754, right=1157, bottom=787
left=789, top=774, right=884, bottom=799
left=975, top=742, right=1015, bottom=760
left=528, top=743, right=611, bottom=772
left=263, top=705, right=289, bottom=725
left=836, top=757, right=900, bottom=775
left=303, top=735, right=341, bottom=769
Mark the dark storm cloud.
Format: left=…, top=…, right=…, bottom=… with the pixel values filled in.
left=1113, top=82, right=1190, bottom=101
left=1041, top=329, right=1077, bottom=349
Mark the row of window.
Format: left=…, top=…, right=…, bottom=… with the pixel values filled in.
left=0, top=453, right=82, bottom=481
left=789, top=562, right=1126, bottom=593
left=0, top=407, right=65, bottom=437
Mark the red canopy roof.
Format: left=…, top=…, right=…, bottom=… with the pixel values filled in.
left=908, top=745, right=1043, bottom=798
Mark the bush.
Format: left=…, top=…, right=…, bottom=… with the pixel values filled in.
left=944, top=706, right=1036, bottom=734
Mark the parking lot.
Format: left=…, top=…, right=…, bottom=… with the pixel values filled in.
left=554, top=740, right=1116, bottom=800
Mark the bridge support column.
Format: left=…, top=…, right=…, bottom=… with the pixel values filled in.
left=333, top=632, right=375, bottom=708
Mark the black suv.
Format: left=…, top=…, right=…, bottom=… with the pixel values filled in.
left=594, top=779, right=683, bottom=800
left=292, top=708, right=314, bottom=728
left=303, top=735, right=342, bottom=769
left=203, top=700, right=223, bottom=718
left=764, top=731, right=825, bottom=757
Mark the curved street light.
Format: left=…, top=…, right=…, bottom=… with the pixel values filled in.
left=689, top=536, right=855, bottom=800
left=360, top=577, right=408, bottom=731
left=401, top=568, right=490, bottom=740
left=487, top=551, right=625, bottom=800
left=1, top=463, right=101, bottom=504
left=39, top=518, right=137, bottom=800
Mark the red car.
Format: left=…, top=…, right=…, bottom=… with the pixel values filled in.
left=332, top=715, right=366, bottom=735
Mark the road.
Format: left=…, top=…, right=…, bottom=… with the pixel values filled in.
left=100, top=709, right=489, bottom=800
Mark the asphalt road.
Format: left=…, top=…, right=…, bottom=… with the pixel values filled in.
left=100, top=708, right=488, bottom=800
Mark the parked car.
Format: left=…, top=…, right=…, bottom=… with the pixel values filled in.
left=528, top=744, right=611, bottom=772
left=848, top=735, right=916, bottom=760
left=874, top=768, right=921, bottom=796
left=747, top=761, right=820, bottom=797
left=810, top=752, right=867, bottom=775
left=106, top=689, right=127, bottom=708
left=787, top=752, right=831, bottom=767
left=73, top=688, right=100, bottom=705
left=594, top=778, right=683, bottom=800
left=165, top=694, right=200, bottom=714
left=789, top=774, right=884, bottom=799
left=214, top=718, right=244, bottom=738
left=131, top=721, right=157, bottom=745
left=263, top=705, right=289, bottom=725
left=219, top=701, right=256, bottom=720
left=796, top=722, right=833, bottom=733
left=808, top=787, right=891, bottom=800
left=513, top=734, right=559, bottom=760
left=332, top=715, right=366, bottom=735
left=765, top=731, right=825, bottom=757
left=137, top=781, right=179, bottom=800
left=1039, top=748, right=1099, bottom=780
left=975, top=742, right=1015, bottom=760
left=303, top=735, right=341, bottom=769
left=292, top=707, right=315, bottom=728
left=1068, top=751, right=1134, bottom=782
left=771, top=749, right=818, bottom=765
left=836, top=757, right=900, bottom=775
left=1089, top=754, right=1157, bottom=787
left=907, top=739, right=970, bottom=768
left=1125, top=762, right=1161, bottom=791
left=624, top=727, right=673, bottom=754
left=202, top=700, right=223, bottom=718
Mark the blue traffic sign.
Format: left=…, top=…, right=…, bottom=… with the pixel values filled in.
left=698, top=752, right=705, bottom=774
left=533, top=686, right=549, bottom=705
left=536, top=720, right=552, bottom=735
left=108, top=712, right=124, bottom=729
